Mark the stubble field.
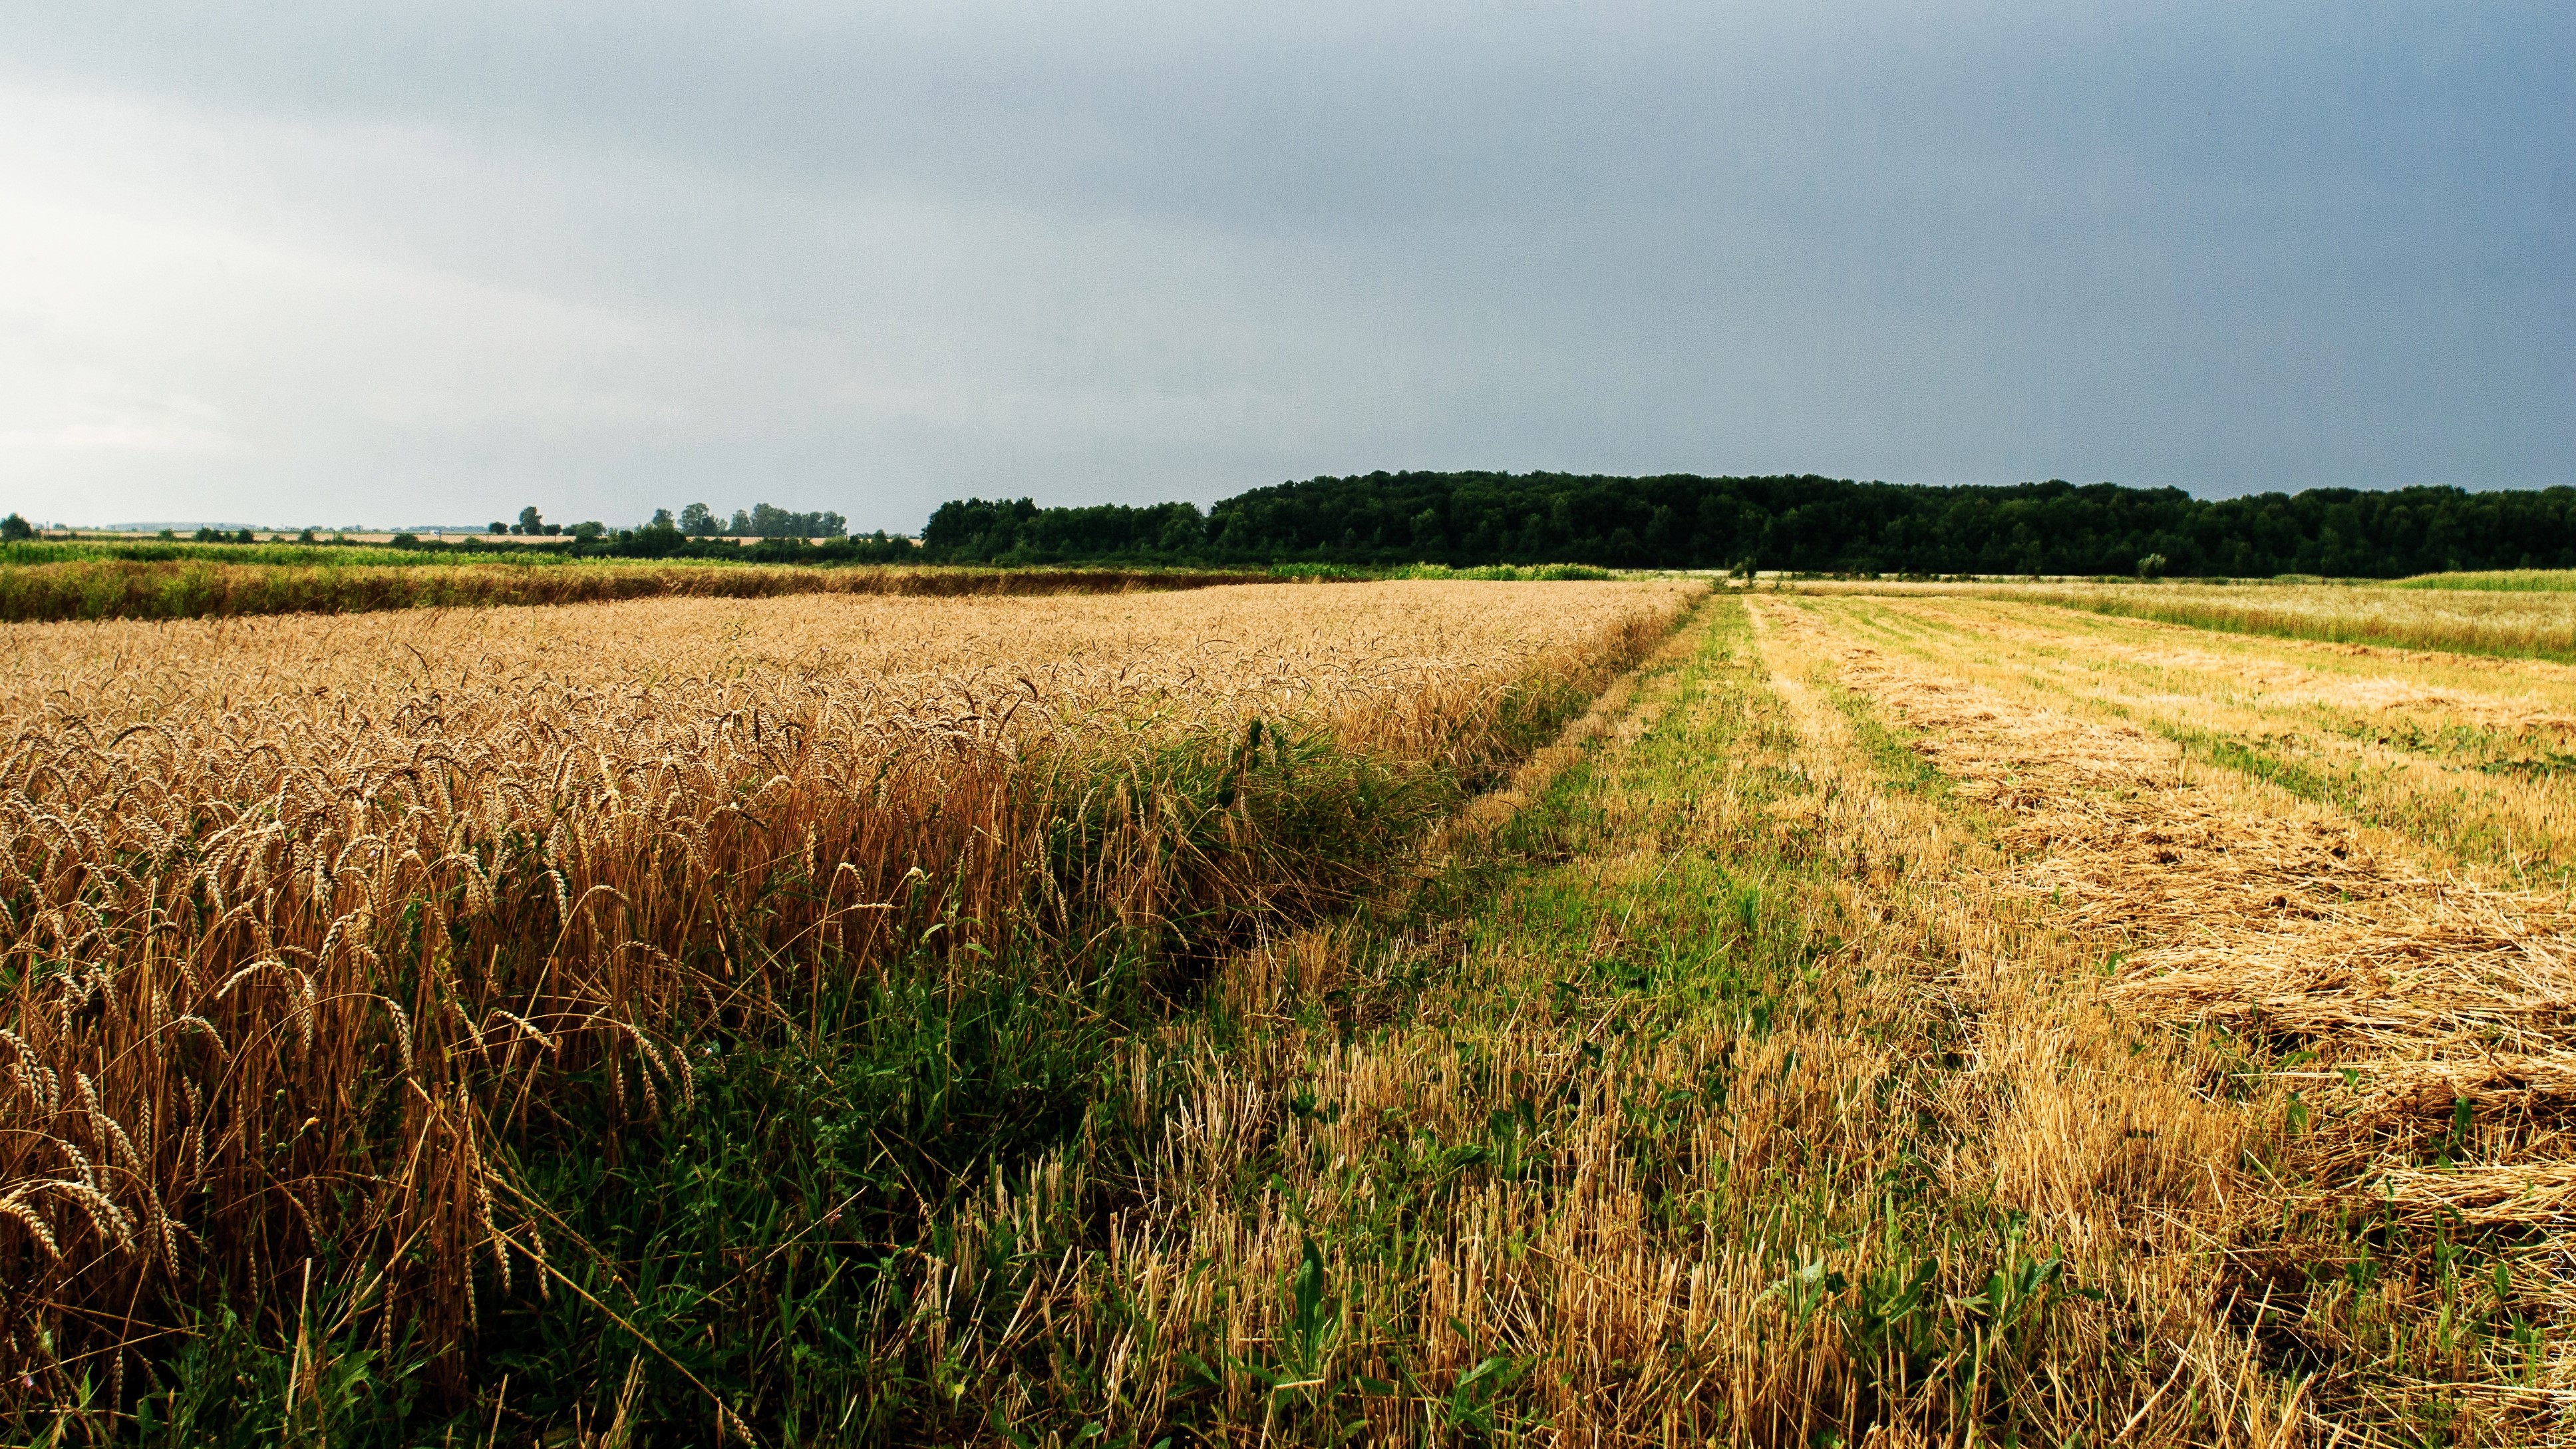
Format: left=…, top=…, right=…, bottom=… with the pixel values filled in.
left=7, top=576, right=2576, bottom=1446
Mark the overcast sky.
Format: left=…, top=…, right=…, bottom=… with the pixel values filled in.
left=1, top=1, right=2568, bottom=531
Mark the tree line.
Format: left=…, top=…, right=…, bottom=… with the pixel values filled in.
left=492, top=502, right=852, bottom=540
left=23, top=476, right=2576, bottom=577
left=919, top=474, right=2576, bottom=577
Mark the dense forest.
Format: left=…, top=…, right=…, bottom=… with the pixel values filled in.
left=920, top=474, right=2576, bottom=577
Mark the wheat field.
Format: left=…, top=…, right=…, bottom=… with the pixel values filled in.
left=0, top=581, right=1692, bottom=1436
left=10, top=577, right=2576, bottom=1445
left=0, top=557, right=1255, bottom=623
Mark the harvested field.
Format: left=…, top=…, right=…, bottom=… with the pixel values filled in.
left=1822, top=579, right=2576, bottom=662
left=1760, top=591, right=2576, bottom=1441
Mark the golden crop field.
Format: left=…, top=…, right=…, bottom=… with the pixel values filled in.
left=0, top=556, right=1253, bottom=623
left=8, top=577, right=2576, bottom=1445
left=0, top=581, right=1690, bottom=1434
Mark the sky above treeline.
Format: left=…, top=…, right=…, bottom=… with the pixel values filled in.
left=1, top=1, right=2569, bottom=532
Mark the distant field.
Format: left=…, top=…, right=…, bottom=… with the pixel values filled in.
left=2015, top=581, right=2576, bottom=659
left=2388, top=567, right=2576, bottom=591
left=0, top=556, right=1258, bottom=621
left=1790, top=576, right=2576, bottom=661
left=1, top=538, right=560, bottom=567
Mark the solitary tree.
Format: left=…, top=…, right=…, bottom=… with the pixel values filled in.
left=518, top=506, right=544, bottom=536
left=0, top=512, right=32, bottom=542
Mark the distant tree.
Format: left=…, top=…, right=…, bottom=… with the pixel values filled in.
left=2136, top=552, right=2168, bottom=579
left=1, top=512, right=33, bottom=542
left=623, top=508, right=685, bottom=556
left=303, top=530, right=320, bottom=544
left=234, top=529, right=255, bottom=544
left=916, top=496, right=1201, bottom=563
left=568, top=520, right=607, bottom=540
left=518, top=506, right=544, bottom=536
left=158, top=529, right=178, bottom=541
left=677, top=503, right=720, bottom=536
left=728, top=509, right=752, bottom=536
left=389, top=533, right=421, bottom=549
left=194, top=526, right=224, bottom=543
left=488, top=521, right=508, bottom=535
left=736, top=502, right=850, bottom=538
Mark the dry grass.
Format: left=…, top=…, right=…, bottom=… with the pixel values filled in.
left=810, top=586, right=2561, bottom=1445
left=1790, top=577, right=2576, bottom=663
left=0, top=581, right=1694, bottom=1416
left=1816, top=593, right=2576, bottom=887
left=1772, top=594, right=2576, bottom=1440
left=824, top=597, right=2288, bottom=1444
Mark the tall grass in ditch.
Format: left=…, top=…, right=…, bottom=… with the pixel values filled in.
left=0, top=560, right=1254, bottom=624
left=0, top=583, right=1691, bottom=1437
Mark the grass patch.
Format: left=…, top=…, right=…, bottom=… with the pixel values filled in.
left=2150, top=717, right=2559, bottom=881
left=1828, top=681, right=1953, bottom=797
left=2152, top=719, right=2340, bottom=803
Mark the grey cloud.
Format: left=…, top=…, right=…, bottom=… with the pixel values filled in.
left=0, top=0, right=2565, bottom=529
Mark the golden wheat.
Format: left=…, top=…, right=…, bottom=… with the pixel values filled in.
left=0, top=581, right=1694, bottom=1403
left=0, top=558, right=1256, bottom=623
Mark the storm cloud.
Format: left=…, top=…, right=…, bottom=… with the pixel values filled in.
left=1, top=1, right=2567, bottom=530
